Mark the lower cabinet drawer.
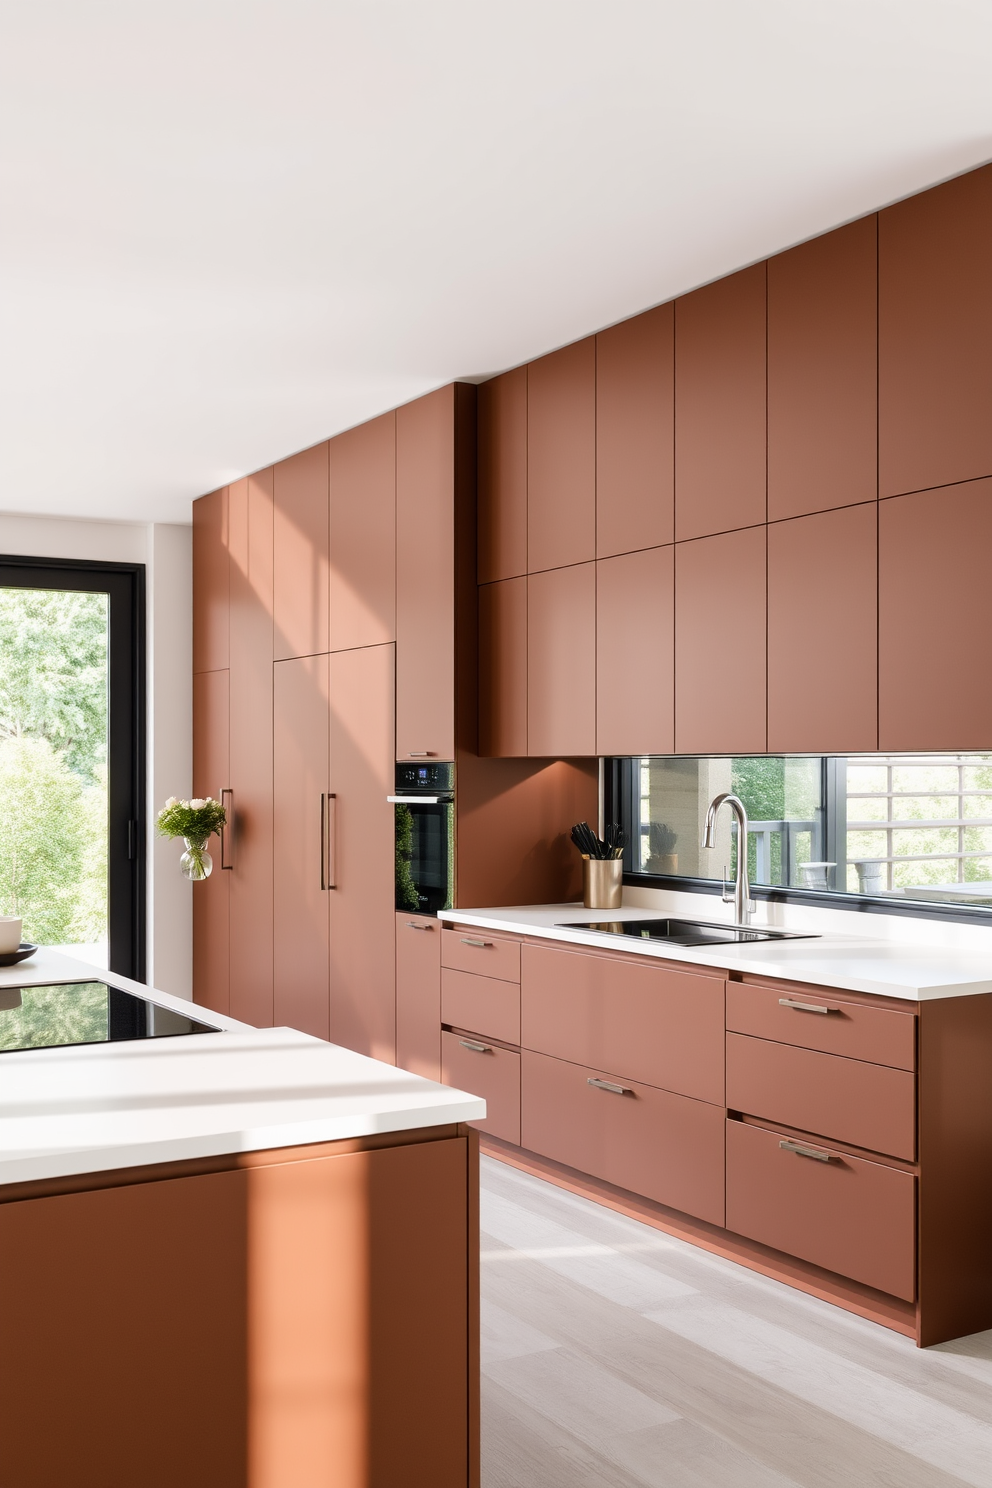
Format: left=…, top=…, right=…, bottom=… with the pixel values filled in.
left=726, top=1120, right=917, bottom=1302
left=441, top=968, right=520, bottom=1045
left=521, top=1049, right=725, bottom=1226
left=441, top=1031, right=520, bottom=1146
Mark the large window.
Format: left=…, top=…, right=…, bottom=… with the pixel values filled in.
left=610, top=754, right=992, bottom=915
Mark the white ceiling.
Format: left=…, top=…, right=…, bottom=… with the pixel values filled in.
left=2, top=1, right=992, bottom=524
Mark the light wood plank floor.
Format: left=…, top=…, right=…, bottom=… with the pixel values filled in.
left=479, top=1155, right=992, bottom=1487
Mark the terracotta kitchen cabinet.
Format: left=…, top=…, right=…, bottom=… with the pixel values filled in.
left=329, top=412, right=396, bottom=651
left=675, top=525, right=766, bottom=753
left=879, top=479, right=992, bottom=750
left=521, top=943, right=725, bottom=1105
left=396, top=914, right=441, bottom=1081
left=479, top=576, right=527, bottom=757
left=767, top=503, right=877, bottom=753
left=329, top=644, right=396, bottom=1063
left=272, top=442, right=329, bottom=662
left=767, top=215, right=877, bottom=520
left=192, top=486, right=229, bottom=673
left=675, top=263, right=766, bottom=541
left=596, top=305, right=675, bottom=557
left=596, top=545, right=675, bottom=756
left=527, top=563, right=596, bottom=756
left=727, top=980, right=915, bottom=1070
left=273, top=653, right=330, bottom=1040
left=442, top=927, right=521, bottom=982
left=879, top=162, right=992, bottom=498
left=521, top=1048, right=726, bottom=1226
left=478, top=367, right=527, bottom=582
left=726, top=1032, right=916, bottom=1160
left=527, top=338, right=596, bottom=572
left=442, top=1031, right=521, bottom=1146
left=442, top=968, right=521, bottom=1047
left=726, top=1120, right=916, bottom=1302
left=192, top=668, right=230, bottom=1017
left=227, top=471, right=275, bottom=1029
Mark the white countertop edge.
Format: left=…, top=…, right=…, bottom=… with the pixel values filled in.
left=438, top=906, right=992, bottom=1001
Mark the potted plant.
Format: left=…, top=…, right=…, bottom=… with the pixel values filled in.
left=647, top=822, right=678, bottom=875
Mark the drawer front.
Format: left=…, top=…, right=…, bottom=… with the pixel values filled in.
left=726, top=1033, right=916, bottom=1160
left=441, top=1030, right=520, bottom=1145
left=727, top=981, right=915, bottom=1071
left=442, top=928, right=521, bottom=982
left=442, top=968, right=520, bottom=1046
left=726, top=1119, right=916, bottom=1301
left=521, top=1049, right=725, bottom=1226
left=396, top=914, right=441, bottom=1082
left=521, top=943, right=725, bottom=1105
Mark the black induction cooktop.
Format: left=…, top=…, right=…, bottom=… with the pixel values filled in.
left=0, top=980, right=219, bottom=1055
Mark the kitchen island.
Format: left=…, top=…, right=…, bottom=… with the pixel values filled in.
left=0, top=950, right=485, bottom=1488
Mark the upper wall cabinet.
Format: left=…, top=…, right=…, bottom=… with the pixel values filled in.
left=768, top=216, right=877, bottom=521
left=478, top=367, right=527, bottom=583
left=192, top=487, right=229, bottom=674
left=879, top=164, right=992, bottom=498
left=528, top=563, right=596, bottom=757
left=675, top=264, right=766, bottom=542
left=329, top=412, right=396, bottom=652
left=596, top=546, right=674, bottom=756
left=879, top=480, right=992, bottom=751
left=527, top=338, right=596, bottom=572
left=479, top=577, right=527, bottom=758
left=273, top=442, right=329, bottom=661
left=596, top=306, right=675, bottom=558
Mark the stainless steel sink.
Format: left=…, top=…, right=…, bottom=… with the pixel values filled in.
left=560, top=917, right=819, bottom=948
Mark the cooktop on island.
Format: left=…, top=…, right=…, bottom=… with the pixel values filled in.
left=0, top=980, right=218, bottom=1055
left=562, top=918, right=820, bottom=948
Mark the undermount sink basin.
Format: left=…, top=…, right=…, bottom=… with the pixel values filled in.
left=560, top=917, right=820, bottom=948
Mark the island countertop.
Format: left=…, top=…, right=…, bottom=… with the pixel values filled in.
left=0, top=950, right=485, bottom=1189
left=438, top=903, right=992, bottom=1001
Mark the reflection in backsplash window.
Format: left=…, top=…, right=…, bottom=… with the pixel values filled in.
left=621, top=754, right=992, bottom=909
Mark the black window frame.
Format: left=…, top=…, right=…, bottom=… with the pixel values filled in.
left=0, top=555, right=146, bottom=978
left=604, top=755, right=992, bottom=929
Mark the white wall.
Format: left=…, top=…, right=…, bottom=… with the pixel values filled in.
left=0, top=512, right=193, bottom=997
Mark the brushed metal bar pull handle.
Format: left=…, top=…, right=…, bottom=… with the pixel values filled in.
left=326, top=793, right=337, bottom=890
left=406, top=920, right=433, bottom=931
left=220, top=788, right=234, bottom=869
left=460, top=1039, right=492, bottom=1053
left=460, top=937, right=492, bottom=948
left=408, top=751, right=435, bottom=758
left=778, top=998, right=834, bottom=1014
left=779, top=1139, right=834, bottom=1163
left=319, top=793, right=326, bottom=891
left=587, top=1077, right=631, bottom=1096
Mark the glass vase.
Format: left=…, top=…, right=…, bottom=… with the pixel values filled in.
left=180, top=837, right=213, bottom=881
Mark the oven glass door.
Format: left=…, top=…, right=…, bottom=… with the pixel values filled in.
left=395, top=800, right=453, bottom=913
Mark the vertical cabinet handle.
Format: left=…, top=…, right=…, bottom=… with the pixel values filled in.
left=220, top=788, right=234, bottom=870
left=322, top=792, right=336, bottom=890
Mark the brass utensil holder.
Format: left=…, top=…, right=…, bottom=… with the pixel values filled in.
left=583, top=858, right=623, bottom=910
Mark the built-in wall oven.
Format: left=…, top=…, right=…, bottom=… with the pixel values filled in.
left=389, top=763, right=454, bottom=915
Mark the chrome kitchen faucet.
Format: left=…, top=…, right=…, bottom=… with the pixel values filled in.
left=701, top=792, right=755, bottom=926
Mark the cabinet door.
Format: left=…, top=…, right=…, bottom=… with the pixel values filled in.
left=396, top=914, right=441, bottom=1080
left=478, top=367, right=527, bottom=582
left=596, top=545, right=674, bottom=756
left=228, top=472, right=275, bottom=1028
left=675, top=526, right=766, bottom=753
left=192, top=669, right=229, bottom=1016
left=396, top=387, right=455, bottom=761
left=442, top=1032, right=521, bottom=1146
left=768, top=215, right=877, bottom=520
left=329, top=644, right=396, bottom=1062
left=879, top=163, right=992, bottom=498
left=675, top=263, right=766, bottom=541
left=273, top=442, right=329, bottom=661
left=879, top=479, right=992, bottom=750
left=767, top=503, right=877, bottom=752
left=596, top=305, right=675, bottom=557
left=329, top=412, right=395, bottom=651
left=192, top=487, right=229, bottom=673
left=273, top=654, right=329, bottom=1039
left=479, top=576, right=527, bottom=757
left=527, top=563, right=596, bottom=756
left=527, top=338, right=596, bottom=572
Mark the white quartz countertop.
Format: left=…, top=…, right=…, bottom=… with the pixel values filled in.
left=0, top=950, right=485, bottom=1189
left=438, top=904, right=992, bottom=1002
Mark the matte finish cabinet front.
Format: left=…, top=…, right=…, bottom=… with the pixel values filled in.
left=596, top=545, right=675, bottom=756
left=442, top=968, right=521, bottom=1047
left=596, top=305, right=674, bottom=557
left=273, top=442, right=329, bottom=662
left=442, top=1031, right=521, bottom=1146
left=478, top=367, right=527, bottom=583
left=727, top=981, right=915, bottom=1070
left=527, top=563, right=596, bottom=756
left=329, top=412, right=396, bottom=652
left=479, top=577, right=527, bottom=757
left=395, top=915, right=441, bottom=1081
left=192, top=486, right=229, bottom=674
left=521, top=1048, right=726, bottom=1226
left=192, top=668, right=230, bottom=1017
left=527, top=338, right=596, bottom=573
left=727, top=1120, right=916, bottom=1302
left=442, top=929, right=521, bottom=983
left=521, top=944, right=725, bottom=1106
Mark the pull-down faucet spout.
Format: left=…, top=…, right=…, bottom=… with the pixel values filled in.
left=701, top=792, right=755, bottom=926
